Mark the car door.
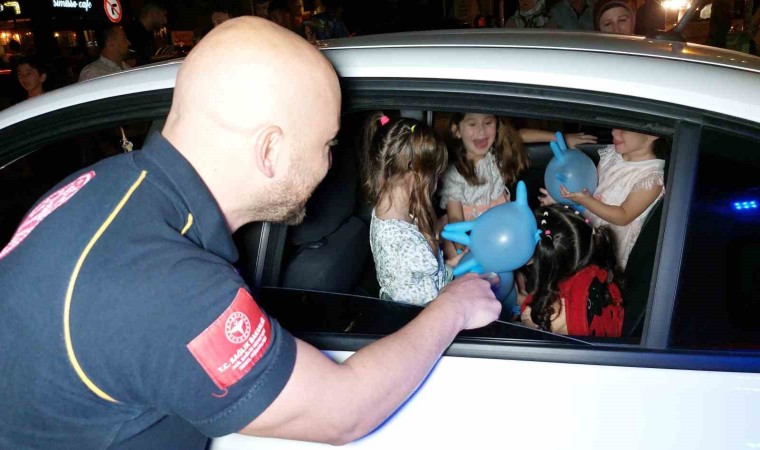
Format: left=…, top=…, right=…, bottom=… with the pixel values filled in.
left=212, top=78, right=760, bottom=450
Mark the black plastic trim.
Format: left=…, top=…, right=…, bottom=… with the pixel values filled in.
left=642, top=122, right=702, bottom=349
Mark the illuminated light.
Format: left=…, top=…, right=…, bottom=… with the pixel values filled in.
left=2, top=1, right=20, bottom=14
left=54, top=32, right=60, bottom=38
left=663, top=0, right=690, bottom=9
left=733, top=199, right=758, bottom=211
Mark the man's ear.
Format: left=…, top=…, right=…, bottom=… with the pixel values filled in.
left=253, top=126, right=283, bottom=179
left=40, top=73, right=47, bottom=84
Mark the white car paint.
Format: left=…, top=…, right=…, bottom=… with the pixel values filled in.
left=212, top=351, right=760, bottom=450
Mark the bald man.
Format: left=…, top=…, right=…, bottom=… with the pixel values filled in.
left=0, top=17, right=500, bottom=449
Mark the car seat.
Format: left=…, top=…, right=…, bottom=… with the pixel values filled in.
left=279, top=143, right=370, bottom=294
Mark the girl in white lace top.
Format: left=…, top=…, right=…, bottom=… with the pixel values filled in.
left=540, top=129, right=665, bottom=268
left=363, top=113, right=464, bottom=305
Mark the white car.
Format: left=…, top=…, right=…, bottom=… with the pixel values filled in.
left=1, top=30, right=759, bottom=450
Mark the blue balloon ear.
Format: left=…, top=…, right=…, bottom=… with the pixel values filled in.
left=549, top=140, right=565, bottom=163
left=516, top=180, right=528, bottom=205
left=534, top=229, right=541, bottom=244
left=555, top=131, right=568, bottom=151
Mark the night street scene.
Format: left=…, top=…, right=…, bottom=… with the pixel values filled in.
left=0, top=1, right=759, bottom=449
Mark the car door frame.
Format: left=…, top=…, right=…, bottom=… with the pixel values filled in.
left=255, top=77, right=760, bottom=373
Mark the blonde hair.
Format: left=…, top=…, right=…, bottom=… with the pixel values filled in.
left=362, top=112, right=448, bottom=251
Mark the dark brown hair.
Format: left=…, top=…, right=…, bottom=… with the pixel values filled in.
left=362, top=111, right=448, bottom=252
left=448, top=113, right=529, bottom=188
left=529, top=205, right=623, bottom=331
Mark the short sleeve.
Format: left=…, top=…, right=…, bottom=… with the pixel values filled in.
left=439, top=166, right=466, bottom=209
left=73, top=240, right=297, bottom=438
left=631, top=171, right=665, bottom=193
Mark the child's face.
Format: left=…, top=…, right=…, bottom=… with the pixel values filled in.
left=611, top=129, right=657, bottom=155
left=454, top=113, right=497, bottom=160
left=17, top=64, right=45, bottom=94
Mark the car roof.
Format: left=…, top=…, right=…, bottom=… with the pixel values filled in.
left=1, top=30, right=759, bottom=130
left=322, top=29, right=760, bottom=74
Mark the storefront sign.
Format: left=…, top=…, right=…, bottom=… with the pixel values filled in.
left=104, top=0, right=122, bottom=23
left=51, top=0, right=94, bottom=12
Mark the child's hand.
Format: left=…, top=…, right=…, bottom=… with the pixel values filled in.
left=538, top=188, right=557, bottom=206
left=563, top=133, right=597, bottom=149
left=559, top=184, right=592, bottom=203
left=445, top=248, right=468, bottom=268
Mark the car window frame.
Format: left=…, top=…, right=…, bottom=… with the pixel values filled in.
left=259, top=77, right=760, bottom=373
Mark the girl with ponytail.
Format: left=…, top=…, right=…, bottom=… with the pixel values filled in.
left=520, top=204, right=625, bottom=337
left=363, top=112, right=465, bottom=305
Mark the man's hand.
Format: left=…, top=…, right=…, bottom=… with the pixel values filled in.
left=433, top=273, right=501, bottom=330
left=538, top=187, right=558, bottom=206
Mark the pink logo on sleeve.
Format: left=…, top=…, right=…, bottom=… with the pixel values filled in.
left=0, top=171, right=96, bottom=260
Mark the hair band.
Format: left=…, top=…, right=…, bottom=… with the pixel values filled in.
left=410, top=124, right=416, bottom=133
left=379, top=115, right=390, bottom=126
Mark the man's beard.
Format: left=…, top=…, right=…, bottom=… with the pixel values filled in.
left=257, top=153, right=321, bottom=226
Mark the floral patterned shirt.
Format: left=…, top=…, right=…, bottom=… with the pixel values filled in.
left=370, top=210, right=452, bottom=305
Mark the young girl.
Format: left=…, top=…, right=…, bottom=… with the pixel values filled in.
left=363, top=112, right=463, bottom=305
left=440, top=112, right=596, bottom=259
left=540, top=128, right=666, bottom=269
left=520, top=205, right=624, bottom=337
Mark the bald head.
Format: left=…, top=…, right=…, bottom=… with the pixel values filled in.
left=163, top=16, right=341, bottom=231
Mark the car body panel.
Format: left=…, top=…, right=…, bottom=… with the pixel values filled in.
left=211, top=351, right=760, bottom=449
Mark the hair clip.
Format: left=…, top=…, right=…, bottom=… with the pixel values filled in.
left=564, top=205, right=570, bottom=209
left=543, top=211, right=549, bottom=217
left=585, top=218, right=590, bottom=224
left=540, top=219, right=547, bottom=225
left=574, top=210, right=580, bottom=215
left=544, top=229, right=553, bottom=240
left=379, top=115, right=390, bottom=127
left=410, top=124, right=416, bottom=133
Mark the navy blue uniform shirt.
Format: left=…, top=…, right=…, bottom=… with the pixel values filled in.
left=0, top=133, right=297, bottom=449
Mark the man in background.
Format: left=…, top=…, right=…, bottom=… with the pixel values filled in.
left=125, top=1, right=168, bottom=66
left=79, top=25, right=131, bottom=81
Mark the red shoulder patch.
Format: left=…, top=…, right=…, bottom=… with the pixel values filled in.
left=0, top=171, right=96, bottom=260
left=187, top=288, right=273, bottom=393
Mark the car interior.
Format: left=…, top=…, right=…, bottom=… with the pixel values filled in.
left=232, top=109, right=671, bottom=344
left=0, top=107, right=672, bottom=346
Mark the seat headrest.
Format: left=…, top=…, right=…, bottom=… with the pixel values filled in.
left=288, top=146, right=358, bottom=246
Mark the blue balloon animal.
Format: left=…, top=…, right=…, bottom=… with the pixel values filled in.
left=442, top=181, right=540, bottom=277
left=544, top=132, right=598, bottom=206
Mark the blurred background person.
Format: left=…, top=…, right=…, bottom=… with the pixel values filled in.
left=548, top=0, right=597, bottom=30
left=593, top=0, right=636, bottom=34
left=79, top=25, right=131, bottom=82
left=635, top=0, right=666, bottom=35
left=254, top=0, right=271, bottom=19
left=15, top=57, right=48, bottom=101
left=126, top=1, right=168, bottom=66
left=269, top=0, right=295, bottom=30
left=505, top=0, right=550, bottom=28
